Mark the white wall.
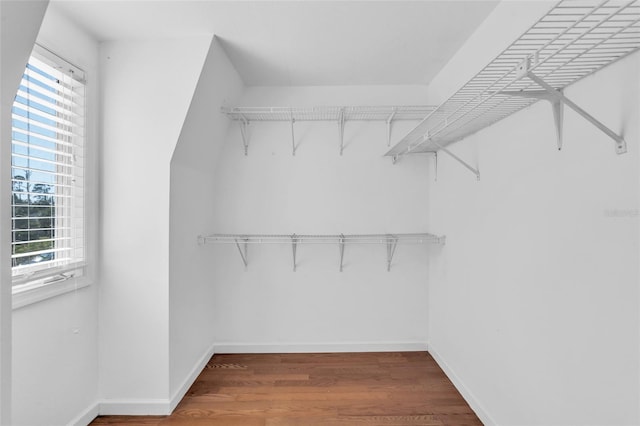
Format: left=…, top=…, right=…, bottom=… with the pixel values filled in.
left=209, top=85, right=436, bottom=352
left=169, top=37, right=244, bottom=407
left=0, top=1, right=48, bottom=424
left=10, top=5, right=101, bottom=426
left=99, top=37, right=211, bottom=413
left=428, top=45, right=639, bottom=426
left=1, top=2, right=49, bottom=422
left=12, top=288, right=99, bottom=426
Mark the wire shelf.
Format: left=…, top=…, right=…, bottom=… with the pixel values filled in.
left=199, top=233, right=445, bottom=271
left=200, top=232, right=444, bottom=245
left=222, top=106, right=437, bottom=122
left=386, top=0, right=640, bottom=157
left=222, top=106, right=439, bottom=155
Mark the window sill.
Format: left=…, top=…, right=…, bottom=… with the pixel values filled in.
left=12, top=274, right=90, bottom=310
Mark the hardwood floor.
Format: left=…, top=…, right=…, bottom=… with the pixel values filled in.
left=90, top=352, right=482, bottom=425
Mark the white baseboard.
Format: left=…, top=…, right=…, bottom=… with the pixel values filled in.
left=66, top=401, right=100, bottom=426
left=96, top=343, right=216, bottom=417
left=214, top=341, right=428, bottom=354
left=98, top=399, right=171, bottom=415
left=427, top=343, right=497, bottom=426
left=169, top=341, right=216, bottom=412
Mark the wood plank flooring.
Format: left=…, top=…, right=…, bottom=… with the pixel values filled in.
left=90, top=352, right=482, bottom=426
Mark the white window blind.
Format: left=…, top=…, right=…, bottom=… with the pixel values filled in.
left=11, top=45, right=86, bottom=286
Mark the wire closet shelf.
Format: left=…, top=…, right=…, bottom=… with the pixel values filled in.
left=199, top=233, right=445, bottom=272
left=386, top=0, right=640, bottom=159
left=221, top=105, right=438, bottom=155
left=200, top=233, right=443, bottom=244
left=221, top=106, right=437, bottom=123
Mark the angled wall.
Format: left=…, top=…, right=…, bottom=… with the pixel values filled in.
left=169, top=36, right=244, bottom=408
left=99, top=36, right=211, bottom=413
left=0, top=1, right=48, bottom=423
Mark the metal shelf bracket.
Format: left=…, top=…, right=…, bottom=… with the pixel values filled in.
left=339, top=234, right=345, bottom=272
left=431, top=140, right=480, bottom=181
left=551, top=97, right=564, bottom=152
left=386, top=235, right=398, bottom=272
left=290, top=116, right=297, bottom=156
left=387, top=109, right=397, bottom=147
left=499, top=88, right=565, bottom=150
left=527, top=71, right=626, bottom=154
left=338, top=109, right=345, bottom=155
left=235, top=238, right=248, bottom=270
left=500, top=55, right=628, bottom=154
left=239, top=117, right=250, bottom=156
left=291, top=234, right=298, bottom=271
left=434, top=152, right=438, bottom=182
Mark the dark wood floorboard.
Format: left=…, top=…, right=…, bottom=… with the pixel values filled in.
left=90, top=352, right=482, bottom=426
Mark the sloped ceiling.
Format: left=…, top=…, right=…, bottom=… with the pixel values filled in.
left=52, top=0, right=499, bottom=86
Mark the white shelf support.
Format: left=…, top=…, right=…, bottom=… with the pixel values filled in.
left=527, top=72, right=627, bottom=154
left=290, top=115, right=297, bottom=156
left=386, top=235, right=398, bottom=272
left=338, top=109, right=345, bottom=155
left=434, top=152, right=438, bottom=182
left=499, top=89, right=565, bottom=150
left=239, top=117, right=250, bottom=156
left=291, top=234, right=298, bottom=272
left=431, top=140, right=480, bottom=180
left=234, top=238, right=248, bottom=270
left=552, top=94, right=564, bottom=151
left=386, top=109, right=397, bottom=147
left=339, top=234, right=345, bottom=272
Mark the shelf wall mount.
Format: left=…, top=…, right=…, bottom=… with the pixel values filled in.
left=239, top=115, right=250, bottom=156
left=199, top=233, right=445, bottom=272
left=500, top=55, right=629, bottom=154
left=235, top=238, right=249, bottom=270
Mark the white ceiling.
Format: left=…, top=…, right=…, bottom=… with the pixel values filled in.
left=51, top=0, right=499, bottom=86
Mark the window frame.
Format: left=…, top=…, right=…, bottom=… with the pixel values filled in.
left=11, top=44, right=90, bottom=309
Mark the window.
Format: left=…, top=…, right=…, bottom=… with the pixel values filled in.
left=11, top=45, right=86, bottom=293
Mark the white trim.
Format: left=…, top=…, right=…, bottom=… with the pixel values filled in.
left=12, top=277, right=90, bottom=310
left=12, top=262, right=86, bottom=286
left=33, top=43, right=85, bottom=82
left=95, top=343, right=216, bottom=417
left=169, top=342, right=216, bottom=412
left=214, top=341, right=428, bottom=354
left=427, top=343, right=498, bottom=426
left=66, top=401, right=99, bottom=426
left=98, top=399, right=171, bottom=416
